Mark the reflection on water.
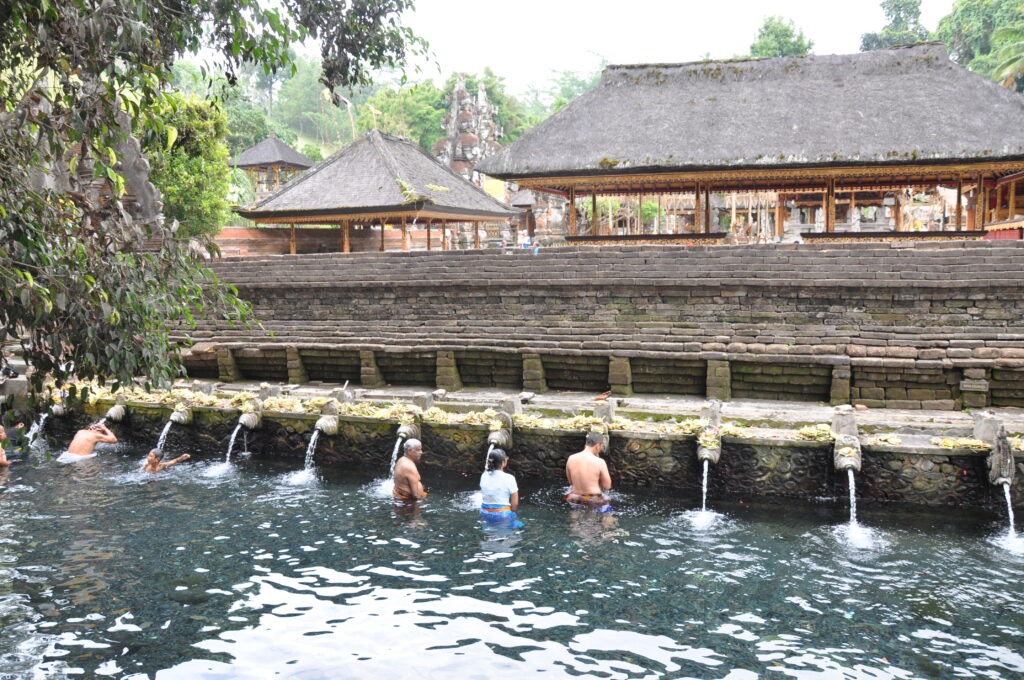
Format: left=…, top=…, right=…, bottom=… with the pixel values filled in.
left=0, top=442, right=1022, bottom=678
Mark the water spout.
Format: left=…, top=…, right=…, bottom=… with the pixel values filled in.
left=701, top=459, right=710, bottom=512
left=104, top=397, right=128, bottom=423
left=484, top=442, right=495, bottom=471
left=848, top=468, right=859, bottom=526
left=303, top=429, right=322, bottom=470
left=396, top=422, right=420, bottom=442
left=314, top=415, right=338, bottom=436
left=987, top=427, right=1015, bottom=488
left=25, top=413, right=48, bottom=445
left=238, top=411, right=261, bottom=430
left=225, top=423, right=243, bottom=463
left=169, top=406, right=192, bottom=425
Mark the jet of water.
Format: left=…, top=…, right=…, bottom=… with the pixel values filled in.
left=155, top=420, right=174, bottom=452
left=1004, top=482, right=1017, bottom=538
left=484, top=442, right=495, bottom=472
left=225, top=423, right=243, bottom=463
left=848, top=468, right=858, bottom=526
left=303, top=429, right=321, bottom=470
left=701, top=459, right=709, bottom=512
left=387, top=436, right=403, bottom=480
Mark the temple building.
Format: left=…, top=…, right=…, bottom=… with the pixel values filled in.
left=476, top=43, right=1024, bottom=244
left=231, top=133, right=314, bottom=198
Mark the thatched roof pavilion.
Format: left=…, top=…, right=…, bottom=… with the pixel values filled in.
left=232, top=135, right=314, bottom=196
left=477, top=43, right=1024, bottom=240
left=235, top=130, right=518, bottom=253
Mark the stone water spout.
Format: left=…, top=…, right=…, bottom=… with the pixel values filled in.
left=487, top=412, right=514, bottom=451
left=696, top=399, right=722, bottom=464
left=987, top=427, right=1015, bottom=488
left=396, top=422, right=421, bottom=442
left=169, top=404, right=193, bottom=425
left=314, top=415, right=339, bottom=436
left=833, top=434, right=863, bottom=472
left=104, top=395, right=129, bottom=423
left=239, top=411, right=262, bottom=430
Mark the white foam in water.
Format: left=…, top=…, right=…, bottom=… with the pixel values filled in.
left=686, top=509, right=719, bottom=531
left=281, top=468, right=317, bottom=487
left=371, top=477, right=395, bottom=498
left=203, top=462, right=235, bottom=479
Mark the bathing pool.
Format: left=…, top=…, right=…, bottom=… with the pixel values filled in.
left=1, top=441, right=1022, bottom=678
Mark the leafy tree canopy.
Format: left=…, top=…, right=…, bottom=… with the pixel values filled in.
left=861, top=0, right=932, bottom=50
left=0, top=0, right=422, bottom=391
left=356, top=81, right=446, bottom=150
left=935, top=0, right=1024, bottom=89
left=750, top=16, right=814, bottom=57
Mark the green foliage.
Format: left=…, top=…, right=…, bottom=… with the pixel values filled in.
left=140, top=93, right=232, bottom=238
left=936, top=0, right=1024, bottom=89
left=0, top=0, right=422, bottom=390
left=750, top=16, right=814, bottom=57
left=301, top=144, right=324, bottom=163
left=640, top=200, right=666, bottom=225
left=548, top=68, right=603, bottom=113
left=356, top=81, right=446, bottom=150
left=225, top=100, right=270, bottom=156
left=994, top=21, right=1024, bottom=88
left=861, top=0, right=932, bottom=50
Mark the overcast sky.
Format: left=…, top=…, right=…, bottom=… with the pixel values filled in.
left=402, top=0, right=956, bottom=97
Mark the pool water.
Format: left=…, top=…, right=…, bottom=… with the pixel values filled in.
left=1, top=441, right=1023, bottom=679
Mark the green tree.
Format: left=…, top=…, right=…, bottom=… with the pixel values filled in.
left=141, top=93, right=232, bottom=238
left=461, top=69, right=539, bottom=145
left=0, top=0, right=422, bottom=391
left=750, top=16, right=814, bottom=57
left=356, top=81, right=446, bottom=150
left=861, top=0, right=931, bottom=50
left=301, top=144, right=324, bottom=163
left=548, top=68, right=603, bottom=113
left=994, top=20, right=1024, bottom=88
left=936, top=0, right=1024, bottom=86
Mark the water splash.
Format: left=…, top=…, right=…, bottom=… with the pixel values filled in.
left=848, top=468, right=858, bottom=526
left=225, top=423, right=243, bottom=463
left=25, top=413, right=49, bottom=445
left=155, top=421, right=174, bottom=452
left=1003, top=482, right=1017, bottom=538
left=701, top=459, right=709, bottom=512
left=303, top=429, right=321, bottom=470
left=387, top=436, right=403, bottom=480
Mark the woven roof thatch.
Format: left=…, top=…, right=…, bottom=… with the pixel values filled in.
left=476, top=43, right=1024, bottom=181
left=236, top=130, right=517, bottom=223
left=232, top=136, right=314, bottom=169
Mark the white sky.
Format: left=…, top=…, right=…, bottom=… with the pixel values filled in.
left=402, top=0, right=956, bottom=97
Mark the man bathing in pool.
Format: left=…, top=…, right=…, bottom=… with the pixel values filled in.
left=142, top=449, right=191, bottom=473
left=66, top=422, right=117, bottom=456
left=392, top=438, right=428, bottom=503
left=565, top=431, right=612, bottom=505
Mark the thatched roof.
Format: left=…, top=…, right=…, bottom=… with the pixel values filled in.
left=476, top=43, right=1024, bottom=181
left=232, top=137, right=314, bottom=169
left=236, top=130, right=517, bottom=223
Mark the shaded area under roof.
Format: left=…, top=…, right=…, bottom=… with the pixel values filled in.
left=476, top=43, right=1024, bottom=182
left=232, top=136, right=314, bottom=169
left=235, top=130, right=518, bottom=223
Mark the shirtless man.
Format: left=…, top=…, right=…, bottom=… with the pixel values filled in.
left=564, top=431, right=612, bottom=505
left=142, top=449, right=191, bottom=473
left=0, top=424, right=11, bottom=467
left=392, top=438, right=428, bottom=503
left=66, top=422, right=117, bottom=456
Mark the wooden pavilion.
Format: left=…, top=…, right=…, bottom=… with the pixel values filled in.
left=234, top=130, right=518, bottom=254
left=231, top=134, right=314, bottom=196
left=475, top=43, right=1024, bottom=243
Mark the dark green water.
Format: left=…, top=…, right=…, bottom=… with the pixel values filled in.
left=1, top=440, right=1022, bottom=679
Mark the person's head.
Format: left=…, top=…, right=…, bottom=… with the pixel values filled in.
left=147, top=449, right=164, bottom=464
left=487, top=448, right=508, bottom=471
left=585, top=431, right=605, bottom=453
left=403, top=438, right=423, bottom=462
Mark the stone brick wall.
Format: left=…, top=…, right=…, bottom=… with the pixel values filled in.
left=183, top=241, right=1024, bottom=409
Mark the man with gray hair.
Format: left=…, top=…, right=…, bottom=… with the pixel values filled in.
left=392, top=437, right=428, bottom=503
left=565, top=431, right=612, bottom=506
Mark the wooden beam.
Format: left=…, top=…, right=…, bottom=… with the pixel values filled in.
left=694, top=183, right=702, bottom=234
left=401, top=216, right=409, bottom=251
left=289, top=223, right=296, bottom=255
left=427, top=220, right=432, bottom=251
left=704, top=184, right=711, bottom=233
left=342, top=222, right=350, bottom=253
left=1010, top=178, right=1018, bottom=222
left=473, top=222, right=480, bottom=249
left=442, top=220, right=448, bottom=251
left=591, top=193, right=598, bottom=235
left=775, top=196, right=784, bottom=239
left=379, top=223, right=385, bottom=252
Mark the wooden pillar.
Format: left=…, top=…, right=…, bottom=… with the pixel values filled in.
left=704, top=184, right=711, bottom=233
left=473, top=222, right=480, bottom=249
left=995, top=183, right=1004, bottom=223
left=826, top=179, right=836, bottom=233
left=342, top=222, right=350, bottom=253
left=956, top=177, right=963, bottom=230
left=730, top=191, right=737, bottom=230
left=1009, top=178, right=1017, bottom=223
left=401, top=216, right=409, bottom=251
left=568, top=187, right=577, bottom=236
left=591, top=193, right=598, bottom=235
left=849, top=192, right=856, bottom=229
left=289, top=223, right=296, bottom=255
left=442, top=220, right=448, bottom=251
left=979, top=184, right=989, bottom=229
left=379, top=222, right=385, bottom=252
left=895, top=196, right=904, bottom=231
left=775, top=195, right=784, bottom=239
left=694, top=183, right=702, bottom=235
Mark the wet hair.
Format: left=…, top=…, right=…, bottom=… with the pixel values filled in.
left=403, top=438, right=422, bottom=454
left=148, top=449, right=164, bottom=461
left=585, top=431, right=605, bottom=448
left=486, top=448, right=507, bottom=471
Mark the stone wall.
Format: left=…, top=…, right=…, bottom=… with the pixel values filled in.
left=184, top=241, right=1024, bottom=410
